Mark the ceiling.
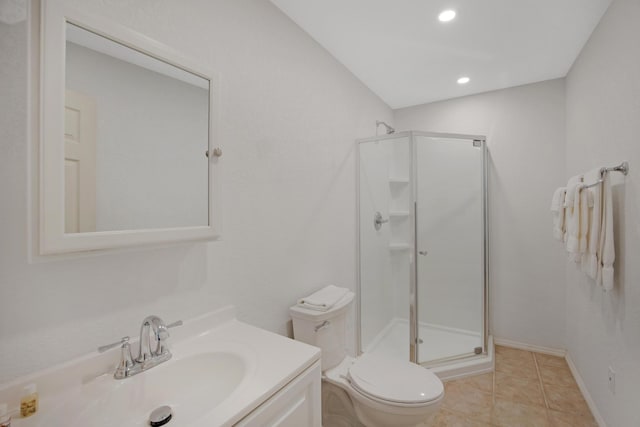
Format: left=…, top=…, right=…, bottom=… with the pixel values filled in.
left=271, top=0, right=611, bottom=109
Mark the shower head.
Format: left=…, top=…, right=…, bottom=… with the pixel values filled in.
left=376, top=120, right=395, bottom=135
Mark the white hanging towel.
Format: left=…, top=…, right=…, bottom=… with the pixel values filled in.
left=567, top=184, right=586, bottom=261
left=578, top=185, right=592, bottom=255
left=563, top=175, right=583, bottom=244
left=550, top=187, right=566, bottom=241
left=598, top=175, right=615, bottom=291
left=564, top=175, right=584, bottom=207
left=297, top=285, right=349, bottom=312
left=564, top=174, right=583, bottom=256
left=581, top=168, right=602, bottom=279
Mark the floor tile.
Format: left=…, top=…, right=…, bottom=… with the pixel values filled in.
left=426, top=346, right=598, bottom=427
left=538, top=364, right=578, bottom=388
left=544, top=384, right=592, bottom=416
left=534, top=353, right=568, bottom=369
left=496, top=345, right=535, bottom=361
left=492, top=399, right=551, bottom=427
left=425, top=408, right=493, bottom=427
left=442, top=382, right=493, bottom=423
left=496, top=353, right=538, bottom=379
left=495, top=371, right=545, bottom=407
left=445, top=372, right=494, bottom=395
left=547, top=409, right=598, bottom=427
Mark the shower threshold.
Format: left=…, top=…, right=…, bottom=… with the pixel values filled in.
left=364, top=318, right=494, bottom=380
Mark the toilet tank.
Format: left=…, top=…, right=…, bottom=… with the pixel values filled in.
left=289, top=291, right=354, bottom=370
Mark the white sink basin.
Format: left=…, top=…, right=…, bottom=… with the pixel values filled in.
left=79, top=352, right=246, bottom=426
left=48, top=349, right=251, bottom=427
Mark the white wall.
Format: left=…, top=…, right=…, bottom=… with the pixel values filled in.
left=565, top=0, right=640, bottom=425
left=66, top=42, right=209, bottom=231
left=394, top=79, right=567, bottom=350
left=0, top=0, right=392, bottom=383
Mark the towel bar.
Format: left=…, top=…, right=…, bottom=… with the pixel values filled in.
left=583, top=161, right=629, bottom=188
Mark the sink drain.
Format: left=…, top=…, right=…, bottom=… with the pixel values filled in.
left=149, top=405, right=172, bottom=426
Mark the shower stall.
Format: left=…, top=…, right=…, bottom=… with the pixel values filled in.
left=357, top=131, right=490, bottom=376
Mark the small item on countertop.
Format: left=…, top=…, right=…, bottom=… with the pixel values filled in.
left=19, top=384, right=38, bottom=418
left=0, top=403, right=11, bottom=426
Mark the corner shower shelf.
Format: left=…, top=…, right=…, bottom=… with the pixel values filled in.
left=388, top=177, right=409, bottom=184
left=389, top=243, right=411, bottom=251
left=389, top=211, right=410, bottom=218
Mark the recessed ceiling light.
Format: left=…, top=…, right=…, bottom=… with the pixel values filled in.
left=438, top=10, right=456, bottom=22
left=457, top=76, right=470, bottom=85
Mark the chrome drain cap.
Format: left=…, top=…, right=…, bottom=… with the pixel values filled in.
left=149, top=405, right=172, bottom=426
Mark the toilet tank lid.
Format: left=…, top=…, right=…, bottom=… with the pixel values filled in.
left=289, top=291, right=354, bottom=321
left=348, top=354, right=444, bottom=405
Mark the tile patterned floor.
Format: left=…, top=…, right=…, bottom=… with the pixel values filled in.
left=427, top=346, right=598, bottom=427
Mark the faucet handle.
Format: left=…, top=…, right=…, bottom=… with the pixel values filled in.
left=98, top=337, right=137, bottom=379
left=156, top=320, right=182, bottom=356
left=166, top=320, right=183, bottom=329
left=114, top=339, right=136, bottom=379
left=98, top=336, right=130, bottom=353
left=158, top=320, right=182, bottom=341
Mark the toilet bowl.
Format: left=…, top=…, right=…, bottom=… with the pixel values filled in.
left=290, top=291, right=444, bottom=427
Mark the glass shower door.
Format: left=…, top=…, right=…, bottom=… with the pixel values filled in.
left=414, top=135, right=486, bottom=364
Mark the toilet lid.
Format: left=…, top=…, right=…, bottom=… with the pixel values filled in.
left=347, top=355, right=443, bottom=405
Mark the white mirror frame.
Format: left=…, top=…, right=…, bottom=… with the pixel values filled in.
left=39, top=0, right=221, bottom=254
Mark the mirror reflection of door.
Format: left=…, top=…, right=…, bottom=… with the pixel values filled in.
left=64, top=89, right=96, bottom=233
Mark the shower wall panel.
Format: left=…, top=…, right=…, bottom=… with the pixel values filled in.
left=358, top=140, right=395, bottom=349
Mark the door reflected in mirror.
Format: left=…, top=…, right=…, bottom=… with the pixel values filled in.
left=64, top=22, right=210, bottom=233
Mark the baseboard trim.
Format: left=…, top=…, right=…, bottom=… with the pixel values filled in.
left=493, top=337, right=566, bottom=357
left=565, top=353, right=608, bottom=427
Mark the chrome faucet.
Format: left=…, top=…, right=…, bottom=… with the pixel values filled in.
left=138, top=315, right=170, bottom=363
left=98, top=316, right=182, bottom=379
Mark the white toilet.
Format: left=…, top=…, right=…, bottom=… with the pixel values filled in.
left=290, top=291, right=444, bottom=427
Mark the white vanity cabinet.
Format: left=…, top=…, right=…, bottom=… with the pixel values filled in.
left=235, top=361, right=322, bottom=427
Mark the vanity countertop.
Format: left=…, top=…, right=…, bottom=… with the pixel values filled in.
left=0, top=306, right=320, bottom=427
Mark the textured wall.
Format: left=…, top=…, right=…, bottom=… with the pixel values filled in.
left=565, top=0, right=640, bottom=425
left=394, top=79, right=567, bottom=350
left=0, top=0, right=392, bottom=383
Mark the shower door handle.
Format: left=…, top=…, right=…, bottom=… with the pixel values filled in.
left=418, top=251, right=428, bottom=256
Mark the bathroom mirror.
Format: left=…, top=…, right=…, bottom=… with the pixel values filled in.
left=39, top=1, right=221, bottom=254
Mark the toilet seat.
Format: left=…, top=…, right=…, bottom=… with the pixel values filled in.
left=347, top=354, right=444, bottom=406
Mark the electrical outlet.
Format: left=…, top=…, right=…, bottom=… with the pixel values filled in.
left=608, top=366, right=616, bottom=394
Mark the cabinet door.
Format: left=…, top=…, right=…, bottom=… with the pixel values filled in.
left=236, top=361, right=321, bottom=427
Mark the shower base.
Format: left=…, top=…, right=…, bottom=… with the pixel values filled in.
left=364, top=318, right=493, bottom=380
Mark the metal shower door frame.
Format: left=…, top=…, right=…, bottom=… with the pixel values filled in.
left=410, top=131, right=488, bottom=365
left=355, top=131, right=489, bottom=366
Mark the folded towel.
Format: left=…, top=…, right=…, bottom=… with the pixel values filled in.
left=566, top=183, right=584, bottom=260
left=598, top=175, right=615, bottom=291
left=551, top=187, right=566, bottom=241
left=581, top=168, right=601, bottom=279
left=578, top=185, right=590, bottom=255
left=297, top=285, right=349, bottom=311
left=550, top=187, right=565, bottom=212
left=563, top=175, right=583, bottom=243
left=564, top=175, right=584, bottom=208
